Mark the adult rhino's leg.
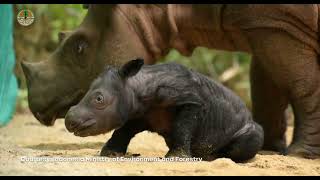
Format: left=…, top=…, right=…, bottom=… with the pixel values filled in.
left=245, top=28, right=320, bottom=158
left=250, top=60, right=289, bottom=154
left=289, top=81, right=320, bottom=159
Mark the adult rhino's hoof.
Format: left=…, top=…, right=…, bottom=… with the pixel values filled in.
left=287, top=144, right=320, bottom=159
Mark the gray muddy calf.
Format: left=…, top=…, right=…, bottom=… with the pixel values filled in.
left=65, top=58, right=264, bottom=162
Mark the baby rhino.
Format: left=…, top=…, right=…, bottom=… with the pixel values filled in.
left=65, top=58, right=264, bottom=162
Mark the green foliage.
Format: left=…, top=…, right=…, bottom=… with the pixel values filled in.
left=16, top=4, right=87, bottom=42
left=160, top=47, right=252, bottom=108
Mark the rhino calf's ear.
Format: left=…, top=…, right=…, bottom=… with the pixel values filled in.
left=119, top=58, right=144, bottom=79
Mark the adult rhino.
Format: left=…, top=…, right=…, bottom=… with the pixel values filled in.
left=21, top=4, right=320, bottom=158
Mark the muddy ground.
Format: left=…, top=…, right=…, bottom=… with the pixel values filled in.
left=0, top=113, right=320, bottom=176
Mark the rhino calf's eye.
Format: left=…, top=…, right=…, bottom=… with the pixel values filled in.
left=95, top=95, right=104, bottom=104
left=77, top=45, right=83, bottom=53
left=77, top=44, right=84, bottom=54
left=77, top=41, right=88, bottom=54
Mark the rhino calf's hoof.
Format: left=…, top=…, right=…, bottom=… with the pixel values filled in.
left=165, top=148, right=192, bottom=159
left=263, top=139, right=288, bottom=155
left=100, top=145, right=125, bottom=157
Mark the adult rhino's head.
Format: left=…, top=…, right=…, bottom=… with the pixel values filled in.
left=22, top=5, right=150, bottom=126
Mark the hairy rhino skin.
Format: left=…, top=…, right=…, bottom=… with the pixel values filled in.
left=22, top=5, right=320, bottom=158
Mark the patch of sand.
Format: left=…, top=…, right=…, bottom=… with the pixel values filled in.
left=0, top=113, right=319, bottom=176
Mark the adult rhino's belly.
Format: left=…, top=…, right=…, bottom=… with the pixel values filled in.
left=223, top=4, right=320, bottom=53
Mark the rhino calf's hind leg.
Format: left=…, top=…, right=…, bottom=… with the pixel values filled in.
left=250, top=60, right=289, bottom=154
left=165, top=105, right=199, bottom=158
left=218, top=122, right=264, bottom=162
left=246, top=28, right=320, bottom=158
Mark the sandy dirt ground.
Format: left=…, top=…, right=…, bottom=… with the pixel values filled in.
left=0, top=113, right=320, bottom=176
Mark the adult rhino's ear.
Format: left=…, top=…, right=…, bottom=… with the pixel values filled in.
left=119, top=58, right=144, bottom=79
left=83, top=4, right=89, bottom=9
left=58, top=31, right=72, bottom=44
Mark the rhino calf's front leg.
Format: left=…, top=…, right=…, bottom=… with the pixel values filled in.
left=100, top=120, right=145, bottom=157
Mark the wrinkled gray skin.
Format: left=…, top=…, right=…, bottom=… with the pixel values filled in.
left=22, top=4, right=320, bottom=158
left=21, top=5, right=149, bottom=126
left=65, top=59, right=264, bottom=162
